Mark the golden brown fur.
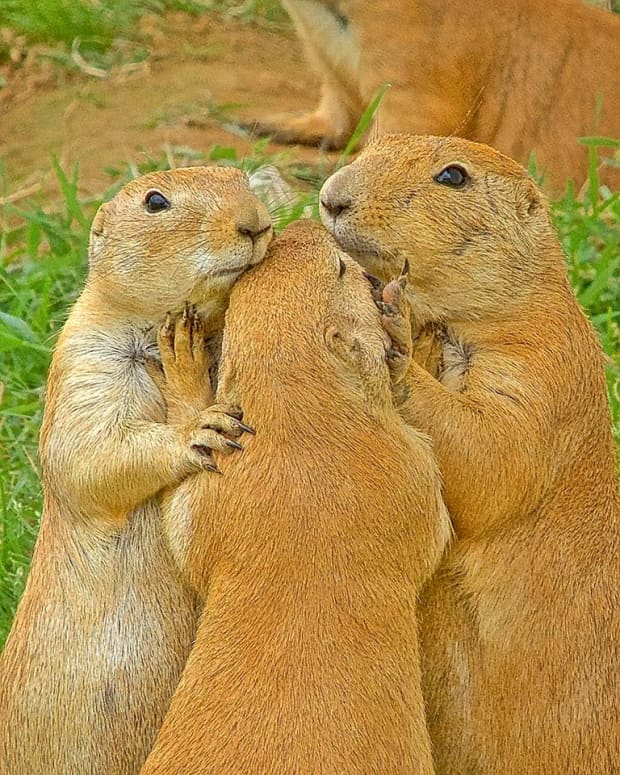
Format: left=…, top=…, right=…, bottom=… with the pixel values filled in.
left=140, top=219, right=450, bottom=775
left=256, top=0, right=620, bottom=190
left=319, top=134, right=620, bottom=773
left=0, top=167, right=272, bottom=775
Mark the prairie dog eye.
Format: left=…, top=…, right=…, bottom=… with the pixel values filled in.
left=144, top=190, right=171, bottom=213
left=434, top=165, right=469, bottom=188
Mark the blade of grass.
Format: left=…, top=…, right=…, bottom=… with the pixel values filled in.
left=337, top=83, right=391, bottom=167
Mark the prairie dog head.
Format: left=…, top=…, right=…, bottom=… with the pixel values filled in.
left=219, top=219, right=392, bottom=411
left=320, top=134, right=555, bottom=325
left=88, top=166, right=272, bottom=320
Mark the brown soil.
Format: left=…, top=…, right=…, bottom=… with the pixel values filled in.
left=0, top=11, right=333, bottom=201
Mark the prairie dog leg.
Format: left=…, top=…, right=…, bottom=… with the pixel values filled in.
left=252, top=0, right=363, bottom=147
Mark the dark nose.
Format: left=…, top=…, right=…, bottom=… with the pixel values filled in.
left=320, top=194, right=352, bottom=218
left=235, top=199, right=272, bottom=242
left=237, top=223, right=272, bottom=242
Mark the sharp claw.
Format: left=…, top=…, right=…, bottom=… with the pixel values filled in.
left=399, top=258, right=410, bottom=286
left=236, top=421, right=256, bottom=435
left=364, top=272, right=384, bottom=290
left=206, top=461, right=222, bottom=475
left=226, top=439, right=244, bottom=451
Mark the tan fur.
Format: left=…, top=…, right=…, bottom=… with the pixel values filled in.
left=140, top=219, right=450, bottom=775
left=0, top=167, right=272, bottom=775
left=257, top=0, right=620, bottom=190
left=319, top=134, right=620, bottom=773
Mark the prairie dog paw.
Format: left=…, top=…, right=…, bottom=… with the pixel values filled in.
left=185, top=405, right=255, bottom=474
left=377, top=260, right=412, bottom=384
left=157, top=304, right=213, bottom=424
left=245, top=112, right=347, bottom=150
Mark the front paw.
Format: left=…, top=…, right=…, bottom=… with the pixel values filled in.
left=376, top=261, right=412, bottom=384
left=157, top=304, right=213, bottom=424
left=185, top=405, right=255, bottom=474
left=244, top=112, right=347, bottom=150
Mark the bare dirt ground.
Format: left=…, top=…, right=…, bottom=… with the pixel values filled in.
left=0, top=11, right=333, bottom=201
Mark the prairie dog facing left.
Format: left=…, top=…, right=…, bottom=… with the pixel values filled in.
left=0, top=167, right=272, bottom=775
left=320, top=134, right=620, bottom=774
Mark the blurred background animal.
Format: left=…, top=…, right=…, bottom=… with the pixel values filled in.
left=253, top=0, right=620, bottom=190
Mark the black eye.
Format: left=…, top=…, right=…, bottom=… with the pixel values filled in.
left=144, top=190, right=170, bottom=213
left=434, top=165, right=469, bottom=188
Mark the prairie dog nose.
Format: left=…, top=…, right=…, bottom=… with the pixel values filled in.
left=236, top=198, right=272, bottom=241
left=319, top=176, right=353, bottom=219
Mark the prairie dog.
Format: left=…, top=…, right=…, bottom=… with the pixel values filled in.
left=140, top=220, right=450, bottom=775
left=0, top=167, right=272, bottom=775
left=319, top=134, right=620, bottom=773
left=255, top=0, right=620, bottom=190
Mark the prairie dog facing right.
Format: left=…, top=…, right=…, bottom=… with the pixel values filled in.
left=0, top=167, right=272, bottom=775
left=141, top=220, right=450, bottom=775
left=319, top=133, right=620, bottom=773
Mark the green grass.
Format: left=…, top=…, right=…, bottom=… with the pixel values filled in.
left=0, top=0, right=214, bottom=50
left=0, top=0, right=283, bottom=72
left=0, top=0, right=283, bottom=62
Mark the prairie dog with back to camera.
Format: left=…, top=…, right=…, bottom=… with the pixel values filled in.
left=140, top=219, right=450, bottom=775
left=319, top=133, right=620, bottom=774
left=0, top=167, right=272, bottom=775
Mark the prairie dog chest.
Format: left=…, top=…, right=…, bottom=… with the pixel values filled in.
left=55, top=324, right=166, bottom=427
left=438, top=337, right=471, bottom=393
left=412, top=324, right=471, bottom=393
left=108, top=326, right=165, bottom=421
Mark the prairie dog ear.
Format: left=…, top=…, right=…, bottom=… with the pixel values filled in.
left=516, top=178, right=544, bottom=221
left=88, top=202, right=110, bottom=264
left=325, top=320, right=362, bottom=364
left=325, top=324, right=343, bottom=351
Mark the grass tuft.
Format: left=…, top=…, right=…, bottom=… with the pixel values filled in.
left=551, top=139, right=620, bottom=438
